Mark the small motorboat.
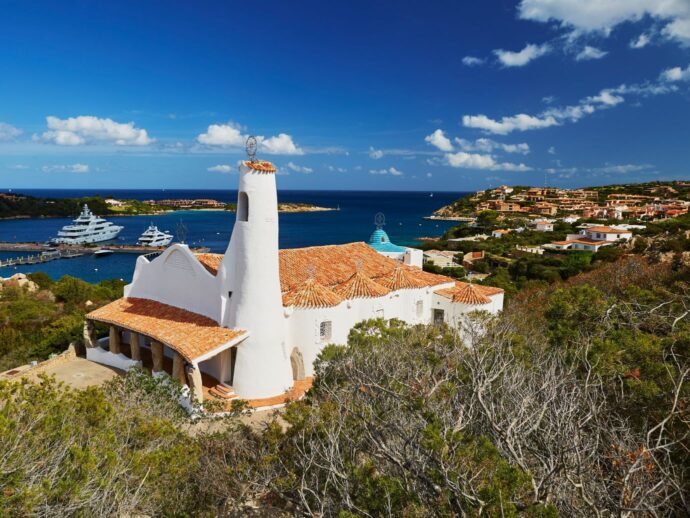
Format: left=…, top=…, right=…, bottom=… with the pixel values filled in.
left=94, top=248, right=114, bottom=258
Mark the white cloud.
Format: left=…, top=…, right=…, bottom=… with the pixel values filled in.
left=463, top=113, right=559, bottom=135
left=197, top=124, right=303, bottom=155
left=42, top=116, right=153, bottom=146
left=595, top=163, right=653, bottom=173
left=370, top=167, right=404, bottom=176
left=327, top=165, right=347, bottom=173
left=259, top=133, right=304, bottom=155
left=455, top=137, right=530, bottom=155
left=584, top=89, right=624, bottom=106
left=208, top=164, right=234, bottom=173
left=661, top=64, right=690, bottom=82
left=518, top=0, right=690, bottom=46
left=9, top=164, right=29, bottom=170
left=426, top=172, right=432, bottom=178
left=575, top=45, right=608, bottom=61
left=286, top=161, right=314, bottom=174
left=42, top=163, right=89, bottom=173
left=424, top=129, right=454, bottom=151
left=662, top=16, right=690, bottom=44
left=197, top=123, right=245, bottom=146
left=368, top=146, right=384, bottom=159
left=630, top=33, right=651, bottom=48
left=445, top=151, right=531, bottom=171
left=462, top=75, right=672, bottom=135
left=462, top=56, right=485, bottom=66
left=0, top=122, right=22, bottom=141
left=548, top=146, right=556, bottom=154
left=493, top=43, right=550, bottom=67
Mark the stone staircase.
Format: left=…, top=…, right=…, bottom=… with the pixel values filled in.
left=209, top=382, right=237, bottom=400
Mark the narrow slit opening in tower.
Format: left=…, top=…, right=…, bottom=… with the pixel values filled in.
left=238, top=191, right=249, bottom=222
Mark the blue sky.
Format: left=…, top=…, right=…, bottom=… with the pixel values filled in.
left=1, top=0, right=689, bottom=191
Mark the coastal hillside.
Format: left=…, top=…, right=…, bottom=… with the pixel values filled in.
left=416, top=180, right=690, bottom=297
left=431, top=181, right=690, bottom=219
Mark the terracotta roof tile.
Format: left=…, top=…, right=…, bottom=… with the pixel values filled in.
left=243, top=160, right=276, bottom=173
left=584, top=226, right=630, bottom=233
left=334, top=270, right=391, bottom=299
left=472, top=284, right=505, bottom=296
left=195, top=242, right=453, bottom=302
left=279, top=242, right=451, bottom=293
left=434, top=282, right=500, bottom=305
left=377, top=265, right=429, bottom=291
left=196, top=253, right=223, bottom=276
left=282, top=278, right=344, bottom=308
left=87, top=298, right=247, bottom=363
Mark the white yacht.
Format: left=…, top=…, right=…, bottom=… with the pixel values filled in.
left=137, top=224, right=173, bottom=247
left=51, top=205, right=123, bottom=245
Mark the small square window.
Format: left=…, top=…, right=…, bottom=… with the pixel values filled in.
left=375, top=309, right=384, bottom=319
left=319, top=321, right=332, bottom=341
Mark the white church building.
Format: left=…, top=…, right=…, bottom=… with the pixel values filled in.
left=85, top=157, right=503, bottom=409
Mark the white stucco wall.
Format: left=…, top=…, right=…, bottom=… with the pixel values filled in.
left=87, top=345, right=141, bottom=371
left=430, top=291, right=503, bottom=328
left=125, top=245, right=222, bottom=322
left=216, top=163, right=293, bottom=399
left=284, top=284, right=453, bottom=377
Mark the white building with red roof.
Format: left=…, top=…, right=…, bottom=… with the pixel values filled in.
left=578, top=226, right=632, bottom=242
left=84, top=157, right=503, bottom=411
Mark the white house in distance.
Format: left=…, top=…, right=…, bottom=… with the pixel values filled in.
left=578, top=226, right=632, bottom=242
left=534, top=220, right=554, bottom=232
left=492, top=229, right=512, bottom=238
left=423, top=249, right=459, bottom=268
left=84, top=156, right=504, bottom=411
left=543, top=225, right=632, bottom=252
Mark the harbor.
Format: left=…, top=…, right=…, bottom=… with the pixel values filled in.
left=0, top=242, right=210, bottom=269
left=0, top=242, right=211, bottom=254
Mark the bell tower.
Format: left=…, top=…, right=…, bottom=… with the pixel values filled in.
left=218, top=137, right=292, bottom=399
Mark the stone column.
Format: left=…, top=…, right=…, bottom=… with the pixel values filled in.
left=186, top=365, right=204, bottom=404
left=109, top=326, right=121, bottom=355
left=151, top=340, right=164, bottom=373
left=129, top=332, right=141, bottom=362
left=82, top=320, right=97, bottom=348
left=172, top=351, right=186, bottom=385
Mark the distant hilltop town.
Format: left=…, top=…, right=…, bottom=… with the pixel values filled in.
left=433, top=181, right=690, bottom=221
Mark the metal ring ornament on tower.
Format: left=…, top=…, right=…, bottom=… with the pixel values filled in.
left=246, top=135, right=258, bottom=162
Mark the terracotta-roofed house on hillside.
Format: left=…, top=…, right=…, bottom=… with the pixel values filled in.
left=84, top=154, right=504, bottom=411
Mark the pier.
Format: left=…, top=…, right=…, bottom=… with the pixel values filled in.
left=0, top=242, right=210, bottom=268
left=0, top=250, right=85, bottom=268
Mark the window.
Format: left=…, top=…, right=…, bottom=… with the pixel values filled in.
left=416, top=300, right=423, bottom=318
left=433, top=309, right=445, bottom=325
left=319, top=321, right=332, bottom=342
left=375, top=309, right=384, bottom=319
left=237, top=192, right=249, bottom=222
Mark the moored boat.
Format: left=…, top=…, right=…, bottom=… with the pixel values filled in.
left=137, top=225, right=173, bottom=247
left=51, top=205, right=123, bottom=245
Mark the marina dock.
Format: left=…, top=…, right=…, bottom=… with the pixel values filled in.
left=0, top=242, right=210, bottom=268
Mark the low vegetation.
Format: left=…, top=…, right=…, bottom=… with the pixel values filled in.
left=0, top=252, right=688, bottom=516
left=0, top=274, right=124, bottom=372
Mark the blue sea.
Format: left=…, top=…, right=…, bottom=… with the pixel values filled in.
left=0, top=189, right=467, bottom=283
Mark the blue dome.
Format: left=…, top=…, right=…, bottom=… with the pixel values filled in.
left=368, top=228, right=407, bottom=253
